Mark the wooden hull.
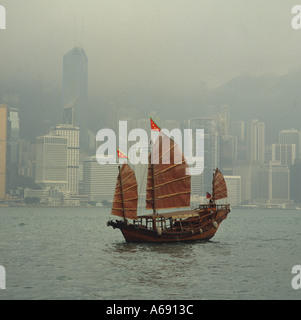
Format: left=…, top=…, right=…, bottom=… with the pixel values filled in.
left=108, top=206, right=230, bottom=243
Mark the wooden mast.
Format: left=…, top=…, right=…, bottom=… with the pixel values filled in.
left=118, top=165, right=126, bottom=222
left=151, top=163, right=157, bottom=215
left=212, top=170, right=215, bottom=203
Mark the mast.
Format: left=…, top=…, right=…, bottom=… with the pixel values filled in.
left=212, top=170, right=215, bottom=203
left=118, top=165, right=126, bottom=221
left=151, top=163, right=157, bottom=215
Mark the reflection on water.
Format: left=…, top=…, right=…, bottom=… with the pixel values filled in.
left=111, top=241, right=195, bottom=256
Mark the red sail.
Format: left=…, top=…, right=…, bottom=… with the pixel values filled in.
left=212, top=168, right=228, bottom=201
left=111, top=164, right=138, bottom=220
left=146, top=131, right=191, bottom=210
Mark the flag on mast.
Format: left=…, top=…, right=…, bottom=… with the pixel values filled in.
left=117, top=148, right=128, bottom=159
left=150, top=117, right=161, bottom=131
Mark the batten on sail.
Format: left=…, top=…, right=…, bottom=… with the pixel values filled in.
left=212, top=168, right=228, bottom=201
left=111, top=164, right=138, bottom=220
left=146, top=131, right=191, bottom=211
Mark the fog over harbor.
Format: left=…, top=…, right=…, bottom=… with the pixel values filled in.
left=1, top=1, right=301, bottom=208
left=1, top=0, right=301, bottom=139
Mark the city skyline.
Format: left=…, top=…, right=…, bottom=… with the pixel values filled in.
left=1, top=2, right=301, bottom=208
left=1, top=92, right=301, bottom=208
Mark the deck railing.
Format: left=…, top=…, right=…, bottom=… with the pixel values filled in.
left=198, top=203, right=230, bottom=210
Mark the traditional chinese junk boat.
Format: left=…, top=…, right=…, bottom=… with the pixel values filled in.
left=107, top=130, right=230, bottom=243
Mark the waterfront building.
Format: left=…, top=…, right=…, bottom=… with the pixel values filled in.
left=224, top=176, right=241, bottom=206
left=50, top=124, right=79, bottom=194
left=0, top=104, right=7, bottom=199
left=271, top=143, right=296, bottom=166
left=290, top=159, right=301, bottom=205
left=279, top=129, right=301, bottom=159
left=255, top=161, right=290, bottom=205
left=35, top=135, right=67, bottom=189
left=63, top=46, right=88, bottom=151
left=83, top=156, right=119, bottom=202
left=247, top=119, right=265, bottom=164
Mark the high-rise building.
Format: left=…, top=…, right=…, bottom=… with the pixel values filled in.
left=255, top=161, right=290, bottom=205
left=271, top=143, right=296, bottom=166
left=8, top=108, right=19, bottom=165
left=49, top=124, right=80, bottom=195
left=35, top=135, right=68, bottom=188
left=224, top=176, right=241, bottom=206
left=279, top=129, right=301, bottom=159
left=231, top=121, right=245, bottom=142
left=18, top=139, right=35, bottom=178
left=5, top=108, right=20, bottom=194
left=247, top=119, right=265, bottom=164
left=0, top=104, right=8, bottom=200
left=185, top=117, right=218, bottom=195
left=63, top=46, right=88, bottom=151
left=83, top=156, right=119, bottom=202
left=290, top=159, right=301, bottom=205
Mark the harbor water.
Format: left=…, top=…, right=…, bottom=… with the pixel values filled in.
left=0, top=206, right=300, bottom=300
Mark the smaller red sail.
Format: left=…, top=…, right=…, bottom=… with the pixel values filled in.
left=111, top=164, right=138, bottom=220
left=212, top=168, right=228, bottom=201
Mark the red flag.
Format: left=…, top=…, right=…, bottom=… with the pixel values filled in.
left=206, top=192, right=211, bottom=199
left=117, top=148, right=128, bottom=159
left=150, top=118, right=161, bottom=131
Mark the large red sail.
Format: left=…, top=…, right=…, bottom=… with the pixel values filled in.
left=111, top=164, right=138, bottom=220
left=146, top=131, right=191, bottom=210
left=212, top=168, right=228, bottom=201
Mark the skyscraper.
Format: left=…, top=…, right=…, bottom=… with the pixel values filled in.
left=247, top=119, right=265, bottom=164
left=255, top=161, right=290, bottom=205
left=224, top=176, right=241, bottom=206
left=63, top=46, right=88, bottom=151
left=271, top=143, right=296, bottom=166
left=35, top=135, right=68, bottom=189
left=83, top=156, right=119, bottom=202
left=8, top=108, right=19, bottom=165
left=49, top=124, right=80, bottom=195
left=279, top=129, right=301, bottom=159
left=185, top=117, right=218, bottom=195
left=0, top=104, right=7, bottom=200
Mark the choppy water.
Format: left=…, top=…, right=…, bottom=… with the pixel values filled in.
left=0, top=206, right=301, bottom=300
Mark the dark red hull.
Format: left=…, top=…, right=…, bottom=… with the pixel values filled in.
left=108, top=205, right=230, bottom=243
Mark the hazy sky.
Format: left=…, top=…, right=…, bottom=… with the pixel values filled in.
left=1, top=0, right=301, bottom=95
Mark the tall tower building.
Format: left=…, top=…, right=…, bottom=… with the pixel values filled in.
left=186, top=117, right=218, bottom=195
left=63, top=46, right=88, bottom=151
left=256, top=162, right=290, bottom=205
left=83, top=156, right=119, bottom=202
left=247, top=119, right=265, bottom=164
left=290, top=159, right=301, bottom=205
left=279, top=129, right=301, bottom=159
left=0, top=104, right=8, bottom=200
left=35, top=135, right=68, bottom=189
left=49, top=124, right=80, bottom=195
left=272, top=143, right=296, bottom=166
left=8, top=108, right=20, bottom=165
left=224, top=176, right=241, bottom=206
